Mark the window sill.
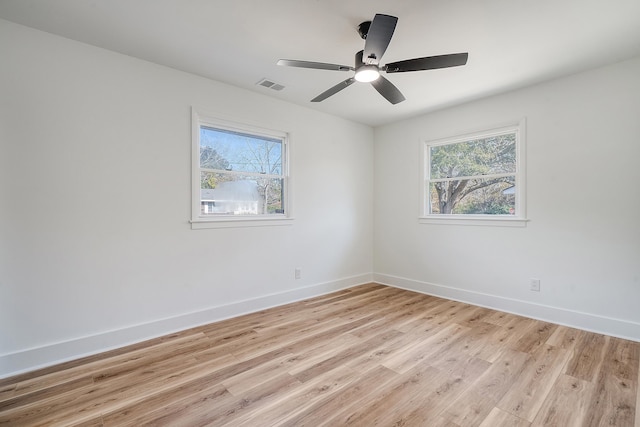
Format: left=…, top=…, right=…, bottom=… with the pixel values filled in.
left=191, top=216, right=294, bottom=229
left=419, top=215, right=529, bottom=227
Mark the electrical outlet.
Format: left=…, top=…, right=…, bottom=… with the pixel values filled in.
left=529, top=278, right=541, bottom=292
left=295, top=268, right=301, bottom=280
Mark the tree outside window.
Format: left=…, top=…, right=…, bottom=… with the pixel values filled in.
left=425, top=125, right=523, bottom=218
left=192, top=112, right=289, bottom=222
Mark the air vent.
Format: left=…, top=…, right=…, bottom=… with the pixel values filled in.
left=256, top=78, right=285, bottom=91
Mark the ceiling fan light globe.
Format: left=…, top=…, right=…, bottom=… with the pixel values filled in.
left=355, top=66, right=380, bottom=82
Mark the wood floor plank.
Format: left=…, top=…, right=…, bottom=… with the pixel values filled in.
left=293, top=329, right=403, bottom=383
left=510, top=319, right=559, bottom=354
left=584, top=337, right=639, bottom=427
left=424, top=301, right=476, bottom=327
left=284, top=333, right=357, bottom=376
left=221, top=353, right=296, bottom=396
left=322, top=363, right=447, bottom=426
left=457, top=306, right=496, bottom=328
left=0, top=386, right=15, bottom=404
left=497, top=343, right=572, bottom=422
left=224, top=365, right=361, bottom=427
left=440, top=347, right=532, bottom=425
left=484, top=315, right=538, bottom=361
left=478, top=407, right=531, bottom=427
left=531, top=374, right=595, bottom=427
left=101, top=380, right=233, bottom=426
left=225, top=316, right=348, bottom=361
left=138, top=372, right=300, bottom=427
left=395, top=310, right=448, bottom=335
left=483, top=309, right=522, bottom=327
left=0, top=375, right=95, bottom=413
left=429, top=352, right=493, bottom=385
left=382, top=322, right=470, bottom=374
left=344, top=327, right=429, bottom=373
left=564, top=331, right=609, bottom=382
left=430, top=320, right=501, bottom=365
left=283, top=312, right=388, bottom=355
left=347, top=293, right=434, bottom=339
left=546, top=325, right=582, bottom=351
left=333, top=289, right=417, bottom=322
left=276, top=365, right=398, bottom=427
left=1, top=283, right=638, bottom=427
left=300, top=283, right=387, bottom=308
left=440, top=389, right=498, bottom=427
left=376, top=371, right=472, bottom=426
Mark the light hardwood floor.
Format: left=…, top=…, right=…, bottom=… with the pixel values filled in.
left=1, top=284, right=638, bottom=426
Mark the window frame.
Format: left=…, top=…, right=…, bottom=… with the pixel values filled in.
left=191, top=109, right=292, bottom=229
left=419, top=119, right=528, bottom=227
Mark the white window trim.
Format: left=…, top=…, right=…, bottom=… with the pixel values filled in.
left=190, top=108, right=293, bottom=229
left=419, top=118, right=528, bottom=227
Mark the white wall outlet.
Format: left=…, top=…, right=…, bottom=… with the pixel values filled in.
left=295, top=268, right=301, bottom=280
left=529, top=278, right=541, bottom=292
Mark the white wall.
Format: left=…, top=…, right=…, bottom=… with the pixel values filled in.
left=0, top=19, right=374, bottom=377
left=374, top=56, right=640, bottom=340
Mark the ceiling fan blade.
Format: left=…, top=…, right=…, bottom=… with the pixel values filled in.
left=371, top=76, right=405, bottom=104
left=277, top=59, right=354, bottom=71
left=385, top=53, right=469, bottom=73
left=311, top=77, right=356, bottom=102
left=363, top=14, right=398, bottom=64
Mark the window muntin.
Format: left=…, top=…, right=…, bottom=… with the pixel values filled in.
left=192, top=112, right=289, bottom=223
left=424, top=124, right=524, bottom=219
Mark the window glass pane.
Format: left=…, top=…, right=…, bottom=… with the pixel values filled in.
left=430, top=133, right=516, bottom=179
left=429, top=177, right=516, bottom=215
left=200, top=172, right=283, bottom=215
left=200, top=126, right=282, bottom=175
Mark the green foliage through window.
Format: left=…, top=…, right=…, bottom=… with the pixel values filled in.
left=427, top=129, right=520, bottom=216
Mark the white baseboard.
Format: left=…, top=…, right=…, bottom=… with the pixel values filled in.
left=0, top=273, right=372, bottom=379
left=374, top=273, right=640, bottom=343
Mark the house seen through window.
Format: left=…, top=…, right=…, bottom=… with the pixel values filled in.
left=193, top=113, right=288, bottom=222
left=424, top=123, right=524, bottom=219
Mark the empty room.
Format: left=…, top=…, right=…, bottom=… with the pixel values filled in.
left=1, top=1, right=639, bottom=426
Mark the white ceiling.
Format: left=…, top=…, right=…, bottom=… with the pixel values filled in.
left=1, top=0, right=639, bottom=127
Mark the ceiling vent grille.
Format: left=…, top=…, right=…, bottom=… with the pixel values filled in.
left=257, top=78, right=285, bottom=91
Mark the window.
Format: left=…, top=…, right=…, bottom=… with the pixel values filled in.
left=421, top=120, right=526, bottom=226
left=191, top=110, right=290, bottom=228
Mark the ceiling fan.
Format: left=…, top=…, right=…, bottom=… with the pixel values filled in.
left=277, top=14, right=468, bottom=105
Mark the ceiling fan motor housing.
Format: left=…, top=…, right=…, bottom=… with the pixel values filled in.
left=358, top=21, right=371, bottom=39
